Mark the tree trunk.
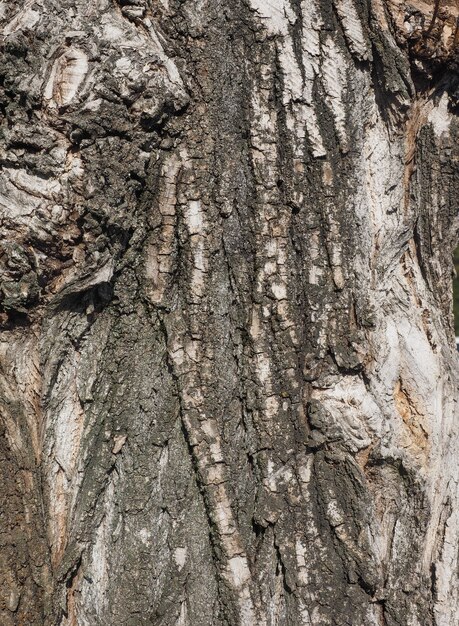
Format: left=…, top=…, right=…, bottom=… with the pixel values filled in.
left=1, top=1, right=459, bottom=624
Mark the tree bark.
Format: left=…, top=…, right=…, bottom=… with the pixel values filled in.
left=1, top=0, right=459, bottom=624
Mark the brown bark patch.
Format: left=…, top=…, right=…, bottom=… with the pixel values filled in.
left=394, top=379, right=430, bottom=458
left=386, top=0, right=459, bottom=62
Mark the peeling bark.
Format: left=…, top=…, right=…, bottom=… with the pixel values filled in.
left=1, top=0, right=459, bottom=624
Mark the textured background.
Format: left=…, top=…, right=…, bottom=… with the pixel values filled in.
left=1, top=0, right=459, bottom=624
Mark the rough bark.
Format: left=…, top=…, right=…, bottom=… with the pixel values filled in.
left=1, top=0, right=459, bottom=624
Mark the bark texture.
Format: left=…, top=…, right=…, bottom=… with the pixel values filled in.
left=1, top=0, right=459, bottom=624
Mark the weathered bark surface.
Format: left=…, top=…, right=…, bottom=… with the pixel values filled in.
left=1, top=0, right=459, bottom=624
